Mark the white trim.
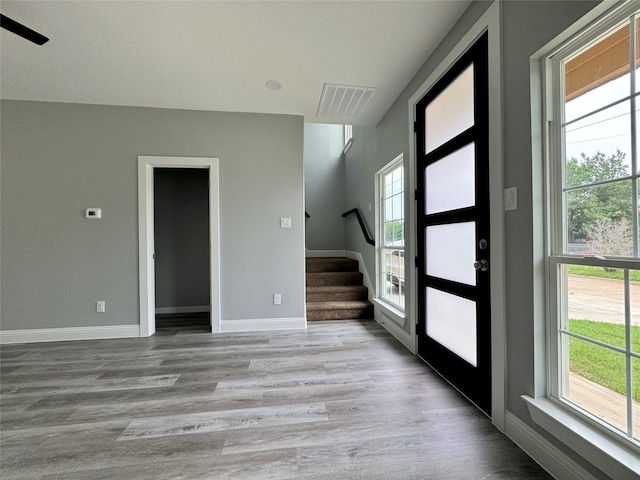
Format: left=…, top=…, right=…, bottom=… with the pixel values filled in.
left=220, top=317, right=306, bottom=333
left=521, top=397, right=640, bottom=479
left=372, top=298, right=405, bottom=326
left=138, top=156, right=221, bottom=337
left=375, top=154, right=405, bottom=312
left=344, top=250, right=373, bottom=301
left=155, top=305, right=211, bottom=314
left=305, top=249, right=347, bottom=258
left=374, top=311, right=414, bottom=352
left=407, top=0, right=505, bottom=429
left=505, top=409, right=599, bottom=480
left=0, top=325, right=140, bottom=344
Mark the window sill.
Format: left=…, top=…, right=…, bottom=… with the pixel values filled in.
left=372, top=298, right=405, bottom=326
left=522, top=395, right=640, bottom=478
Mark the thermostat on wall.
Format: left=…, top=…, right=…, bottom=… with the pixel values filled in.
left=86, top=208, right=102, bottom=219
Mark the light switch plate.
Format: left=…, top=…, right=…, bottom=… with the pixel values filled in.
left=86, top=208, right=102, bottom=219
left=280, top=217, right=292, bottom=228
left=504, top=187, right=518, bottom=211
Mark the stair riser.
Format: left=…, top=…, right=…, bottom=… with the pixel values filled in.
left=306, top=272, right=363, bottom=287
left=307, top=307, right=373, bottom=321
left=305, top=259, right=359, bottom=273
left=307, top=291, right=368, bottom=302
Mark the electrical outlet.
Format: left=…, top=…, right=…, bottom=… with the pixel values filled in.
left=273, top=294, right=282, bottom=305
left=97, top=301, right=105, bottom=313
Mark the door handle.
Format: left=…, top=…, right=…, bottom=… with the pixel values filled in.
left=473, top=259, right=489, bottom=272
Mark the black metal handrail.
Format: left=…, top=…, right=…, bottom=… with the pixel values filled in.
left=342, top=208, right=375, bottom=246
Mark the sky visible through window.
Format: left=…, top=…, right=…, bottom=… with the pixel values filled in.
left=565, top=72, right=637, bottom=168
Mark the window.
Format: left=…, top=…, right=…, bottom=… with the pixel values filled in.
left=378, top=156, right=404, bottom=309
left=344, top=124, right=353, bottom=153
left=546, top=5, right=640, bottom=449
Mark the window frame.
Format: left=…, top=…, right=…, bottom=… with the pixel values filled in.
left=376, top=154, right=405, bottom=312
left=343, top=124, right=353, bottom=154
left=543, top=1, right=640, bottom=455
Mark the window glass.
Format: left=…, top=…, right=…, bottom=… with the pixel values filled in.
left=564, top=23, right=629, bottom=121
left=426, top=287, right=477, bottom=366
left=425, top=65, right=474, bottom=153
left=425, top=144, right=475, bottom=214
left=564, top=336, right=628, bottom=433
left=548, top=8, right=640, bottom=449
left=565, top=181, right=633, bottom=254
left=564, top=102, right=631, bottom=176
left=426, top=222, right=476, bottom=286
left=378, top=159, right=405, bottom=309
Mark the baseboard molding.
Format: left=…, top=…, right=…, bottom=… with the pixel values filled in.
left=220, top=317, right=306, bottom=333
left=155, top=305, right=210, bottom=314
left=305, top=249, right=347, bottom=257
left=0, top=325, right=141, bottom=344
left=504, top=411, right=598, bottom=480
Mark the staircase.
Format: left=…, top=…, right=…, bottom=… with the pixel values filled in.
left=306, top=257, right=374, bottom=321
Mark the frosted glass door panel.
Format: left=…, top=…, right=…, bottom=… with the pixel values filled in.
left=426, top=222, right=476, bottom=286
left=426, top=144, right=475, bottom=214
left=426, top=287, right=477, bottom=366
left=425, top=65, right=474, bottom=154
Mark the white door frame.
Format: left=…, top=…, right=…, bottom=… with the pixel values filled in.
left=137, top=156, right=220, bottom=336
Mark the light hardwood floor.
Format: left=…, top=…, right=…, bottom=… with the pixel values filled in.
left=1, top=320, right=551, bottom=479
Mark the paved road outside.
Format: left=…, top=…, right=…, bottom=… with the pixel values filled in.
left=568, top=274, right=640, bottom=325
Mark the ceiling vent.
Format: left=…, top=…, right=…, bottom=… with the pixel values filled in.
left=316, top=83, right=377, bottom=119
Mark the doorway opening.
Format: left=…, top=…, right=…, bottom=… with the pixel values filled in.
left=138, top=156, right=220, bottom=336
left=154, top=168, right=210, bottom=334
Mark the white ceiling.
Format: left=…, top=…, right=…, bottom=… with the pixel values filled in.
left=0, top=0, right=472, bottom=126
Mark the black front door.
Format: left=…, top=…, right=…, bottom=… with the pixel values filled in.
left=415, top=32, right=491, bottom=414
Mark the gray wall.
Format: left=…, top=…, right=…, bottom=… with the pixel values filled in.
left=1, top=101, right=305, bottom=329
left=154, top=168, right=210, bottom=309
left=344, top=125, right=378, bottom=269
left=304, top=123, right=346, bottom=251
left=345, top=0, right=610, bottom=478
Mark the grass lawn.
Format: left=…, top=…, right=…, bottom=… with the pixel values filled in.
left=569, top=319, right=640, bottom=401
left=567, top=265, right=640, bottom=282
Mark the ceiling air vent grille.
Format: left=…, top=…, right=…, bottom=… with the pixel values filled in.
left=316, top=83, right=377, bottom=119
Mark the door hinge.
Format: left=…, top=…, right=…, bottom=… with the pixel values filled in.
left=415, top=257, right=419, bottom=268
left=413, top=121, right=418, bottom=133
left=414, top=189, right=418, bottom=201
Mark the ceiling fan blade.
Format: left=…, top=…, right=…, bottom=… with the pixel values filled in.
left=0, top=14, right=48, bottom=45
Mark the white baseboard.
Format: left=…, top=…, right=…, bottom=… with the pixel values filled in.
left=155, top=305, right=210, bottom=314
left=220, top=317, right=306, bottom=333
left=504, top=411, right=598, bottom=480
left=0, top=325, right=141, bottom=344
left=305, top=249, right=347, bottom=257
